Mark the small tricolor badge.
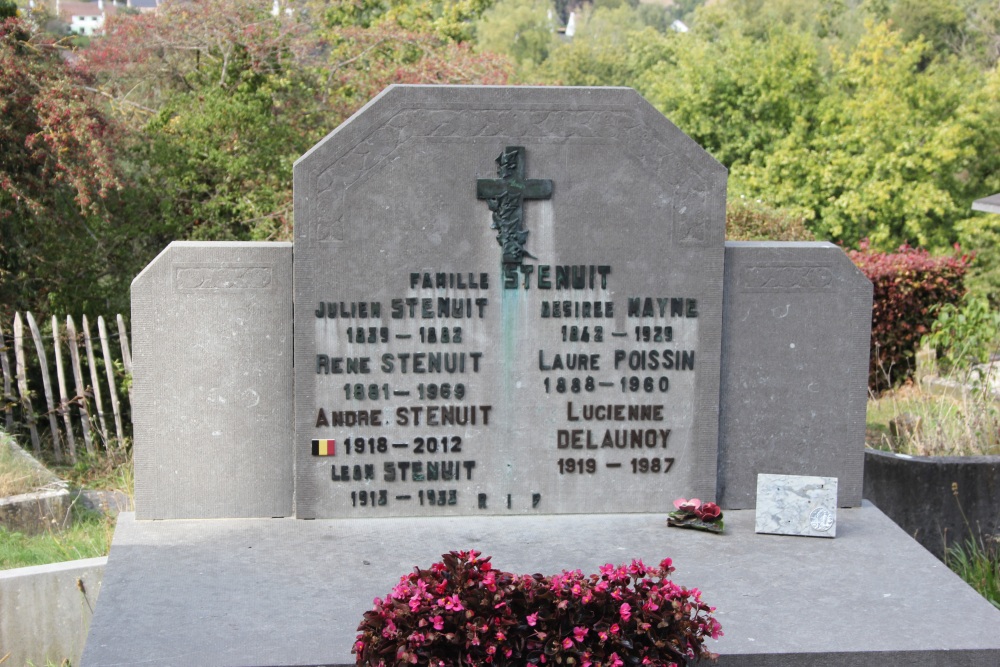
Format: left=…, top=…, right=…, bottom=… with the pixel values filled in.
left=311, top=439, right=335, bottom=456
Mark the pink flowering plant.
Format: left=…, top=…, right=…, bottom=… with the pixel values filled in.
left=354, top=550, right=722, bottom=667
left=667, top=499, right=724, bottom=534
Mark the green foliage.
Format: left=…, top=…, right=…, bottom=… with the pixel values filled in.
left=48, top=448, right=133, bottom=497
left=664, top=0, right=703, bottom=24
left=737, top=21, right=984, bottom=250
left=0, top=0, right=17, bottom=19
left=536, top=5, right=652, bottom=85
left=957, top=215, right=1000, bottom=305
left=946, top=483, right=1000, bottom=608
left=80, top=0, right=510, bottom=251
left=318, top=0, right=392, bottom=29
left=848, top=242, right=969, bottom=392
left=889, top=0, right=965, bottom=61
left=313, top=0, right=496, bottom=42
left=958, top=0, right=1000, bottom=68
left=726, top=198, right=815, bottom=241
left=922, top=295, right=1000, bottom=372
left=639, top=23, right=823, bottom=169
left=476, top=0, right=555, bottom=68
left=141, top=76, right=305, bottom=241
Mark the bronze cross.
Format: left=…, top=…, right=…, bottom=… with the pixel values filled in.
left=476, top=146, right=553, bottom=264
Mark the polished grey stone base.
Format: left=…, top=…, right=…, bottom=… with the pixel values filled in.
left=82, top=503, right=1000, bottom=667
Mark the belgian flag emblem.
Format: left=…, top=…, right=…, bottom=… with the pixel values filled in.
left=311, top=439, right=335, bottom=456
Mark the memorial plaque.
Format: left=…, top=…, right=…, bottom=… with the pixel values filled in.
left=293, top=86, right=726, bottom=518
left=755, top=473, right=838, bottom=538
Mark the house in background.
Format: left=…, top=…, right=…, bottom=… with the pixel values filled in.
left=58, top=1, right=117, bottom=36
left=49, top=0, right=160, bottom=37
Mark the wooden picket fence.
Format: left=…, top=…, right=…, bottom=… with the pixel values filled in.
left=0, top=312, right=132, bottom=463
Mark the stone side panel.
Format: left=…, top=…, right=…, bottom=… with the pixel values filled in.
left=131, top=242, right=293, bottom=519
left=718, top=242, right=872, bottom=508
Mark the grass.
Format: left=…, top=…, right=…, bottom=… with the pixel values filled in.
left=45, top=447, right=133, bottom=498
left=865, top=380, right=1000, bottom=456
left=944, top=483, right=1000, bottom=609
left=0, top=504, right=115, bottom=569
left=946, top=537, right=1000, bottom=610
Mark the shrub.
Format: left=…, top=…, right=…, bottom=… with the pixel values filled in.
left=354, top=550, right=722, bottom=667
left=956, top=215, right=1000, bottom=306
left=922, top=295, right=1000, bottom=373
left=848, top=241, right=969, bottom=393
left=725, top=199, right=814, bottom=242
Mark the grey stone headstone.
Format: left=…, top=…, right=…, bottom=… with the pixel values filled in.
left=131, top=241, right=293, bottom=519
left=717, top=242, right=872, bottom=508
left=293, top=85, right=727, bottom=518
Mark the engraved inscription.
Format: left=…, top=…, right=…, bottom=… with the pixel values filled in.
left=741, top=266, right=834, bottom=292
left=174, top=265, right=273, bottom=291
left=307, top=108, right=635, bottom=244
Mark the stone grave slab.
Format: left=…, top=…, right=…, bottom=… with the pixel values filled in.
left=294, top=86, right=727, bottom=518
left=131, top=242, right=293, bottom=519
left=80, top=504, right=1000, bottom=667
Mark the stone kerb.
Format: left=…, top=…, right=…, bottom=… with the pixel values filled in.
left=864, top=448, right=1000, bottom=559
left=0, top=557, right=105, bottom=667
left=131, top=241, right=293, bottom=519
left=293, top=85, right=727, bottom=518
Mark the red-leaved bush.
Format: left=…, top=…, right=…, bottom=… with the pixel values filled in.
left=354, top=551, right=721, bottom=667
left=847, top=241, right=969, bottom=393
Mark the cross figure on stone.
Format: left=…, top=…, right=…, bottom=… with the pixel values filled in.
left=476, top=146, right=553, bottom=265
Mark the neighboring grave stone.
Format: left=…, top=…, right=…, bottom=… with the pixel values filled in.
left=131, top=242, right=293, bottom=519
left=293, top=86, right=727, bottom=518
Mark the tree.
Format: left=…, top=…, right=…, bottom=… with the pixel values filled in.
left=889, top=0, right=965, bottom=63
left=81, top=0, right=511, bottom=244
left=537, top=4, right=650, bottom=86
left=79, top=1, right=320, bottom=242
left=0, top=16, right=137, bottom=316
left=638, top=23, right=823, bottom=170
left=736, top=22, right=986, bottom=250
left=475, top=0, right=556, bottom=70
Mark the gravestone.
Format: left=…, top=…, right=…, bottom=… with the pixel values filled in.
left=81, top=86, right=1000, bottom=667
left=293, top=86, right=726, bottom=518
